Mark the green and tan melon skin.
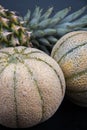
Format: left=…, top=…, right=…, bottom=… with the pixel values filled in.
left=51, top=31, right=87, bottom=107
left=0, top=46, right=65, bottom=128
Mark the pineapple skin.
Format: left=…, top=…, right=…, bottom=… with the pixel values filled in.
left=0, top=5, right=31, bottom=48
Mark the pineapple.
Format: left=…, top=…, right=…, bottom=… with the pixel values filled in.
left=0, top=5, right=87, bottom=54
left=0, top=5, right=31, bottom=48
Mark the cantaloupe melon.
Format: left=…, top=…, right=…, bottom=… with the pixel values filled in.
left=51, top=31, right=87, bottom=107
left=0, top=46, right=65, bottom=128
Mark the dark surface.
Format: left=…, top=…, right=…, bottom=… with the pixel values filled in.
left=0, top=0, right=87, bottom=130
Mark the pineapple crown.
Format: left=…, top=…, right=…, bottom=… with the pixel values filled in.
left=0, top=5, right=31, bottom=48
left=22, top=6, right=87, bottom=54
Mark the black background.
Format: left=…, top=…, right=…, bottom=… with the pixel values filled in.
left=0, top=0, right=87, bottom=130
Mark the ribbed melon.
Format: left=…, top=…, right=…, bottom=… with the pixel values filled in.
left=0, top=46, right=65, bottom=128
left=51, top=31, right=87, bottom=107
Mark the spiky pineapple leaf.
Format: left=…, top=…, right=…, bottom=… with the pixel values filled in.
left=40, top=7, right=53, bottom=20
left=60, top=6, right=87, bottom=23
left=47, top=36, right=58, bottom=44
left=24, top=9, right=31, bottom=22
left=38, top=19, right=51, bottom=29
left=66, top=15, right=87, bottom=30
left=53, top=7, right=71, bottom=18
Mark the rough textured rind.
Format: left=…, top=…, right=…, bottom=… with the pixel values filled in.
left=0, top=46, right=65, bottom=128
left=51, top=31, right=87, bottom=107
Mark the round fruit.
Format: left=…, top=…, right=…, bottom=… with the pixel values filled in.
left=51, top=31, right=87, bottom=107
left=0, top=46, right=65, bottom=128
